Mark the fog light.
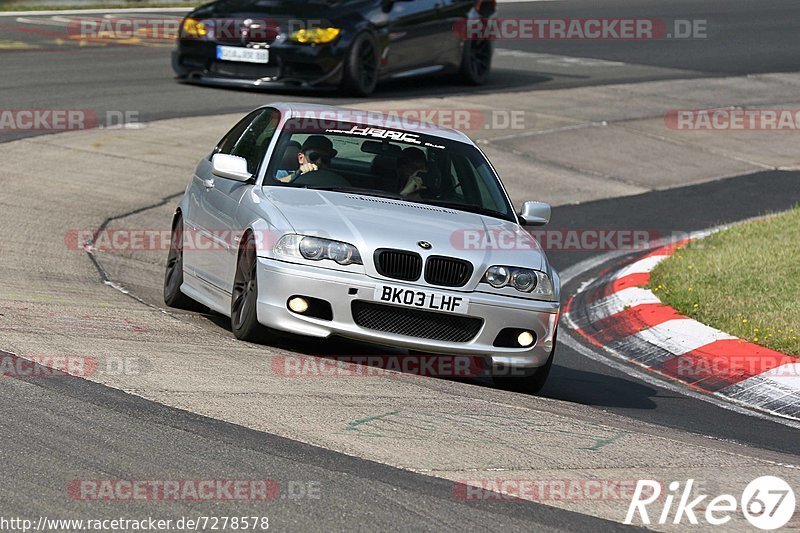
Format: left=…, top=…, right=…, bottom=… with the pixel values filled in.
left=517, top=331, right=535, bottom=347
left=288, top=297, right=309, bottom=314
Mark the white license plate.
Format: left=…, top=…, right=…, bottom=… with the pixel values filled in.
left=216, top=45, right=269, bottom=64
left=374, top=285, right=469, bottom=314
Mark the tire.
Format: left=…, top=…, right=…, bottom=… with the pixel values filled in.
left=493, top=330, right=557, bottom=395
left=164, top=213, right=201, bottom=310
left=458, top=37, right=492, bottom=85
left=231, top=233, right=271, bottom=343
left=341, top=32, right=379, bottom=96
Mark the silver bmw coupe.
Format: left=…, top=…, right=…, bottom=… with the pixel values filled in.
left=165, top=103, right=559, bottom=392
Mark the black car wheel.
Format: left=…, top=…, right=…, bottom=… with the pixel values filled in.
left=342, top=32, right=379, bottom=96
left=231, top=233, right=271, bottom=342
left=458, top=37, right=492, bottom=85
left=164, top=213, right=200, bottom=309
left=493, top=329, right=557, bottom=395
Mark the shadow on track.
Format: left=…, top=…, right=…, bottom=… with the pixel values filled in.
left=177, top=69, right=554, bottom=101
left=542, top=365, right=658, bottom=410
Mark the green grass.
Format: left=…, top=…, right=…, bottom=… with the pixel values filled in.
left=0, top=2, right=201, bottom=11
left=649, top=206, right=800, bottom=355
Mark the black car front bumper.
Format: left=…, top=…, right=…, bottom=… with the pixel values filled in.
left=172, top=38, right=347, bottom=89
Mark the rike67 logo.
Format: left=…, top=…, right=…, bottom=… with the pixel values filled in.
left=625, top=476, right=795, bottom=530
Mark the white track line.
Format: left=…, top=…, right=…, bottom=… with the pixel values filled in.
left=495, top=48, right=628, bottom=68
left=15, top=16, right=65, bottom=25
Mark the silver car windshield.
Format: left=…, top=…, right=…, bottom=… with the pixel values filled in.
left=265, top=119, right=515, bottom=222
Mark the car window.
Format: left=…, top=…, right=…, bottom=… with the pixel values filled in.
left=215, top=110, right=260, bottom=155
left=450, top=154, right=505, bottom=213
left=214, top=108, right=279, bottom=176
left=229, top=109, right=279, bottom=175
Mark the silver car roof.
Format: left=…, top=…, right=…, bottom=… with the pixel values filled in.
left=258, top=102, right=476, bottom=145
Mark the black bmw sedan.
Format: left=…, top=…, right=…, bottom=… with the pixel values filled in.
left=172, top=0, right=495, bottom=95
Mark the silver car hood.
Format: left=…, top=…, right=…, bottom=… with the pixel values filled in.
left=263, top=188, right=548, bottom=277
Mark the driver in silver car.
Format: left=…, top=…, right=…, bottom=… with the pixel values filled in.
left=277, top=135, right=338, bottom=183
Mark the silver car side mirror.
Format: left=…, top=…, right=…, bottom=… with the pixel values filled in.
left=519, top=201, right=551, bottom=226
left=212, top=153, right=253, bottom=182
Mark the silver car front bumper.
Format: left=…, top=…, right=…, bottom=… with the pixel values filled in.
left=255, top=258, right=559, bottom=370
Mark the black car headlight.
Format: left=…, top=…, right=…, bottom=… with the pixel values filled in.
left=482, top=266, right=554, bottom=299
left=275, top=235, right=362, bottom=266
left=181, top=17, right=208, bottom=39
left=289, top=27, right=341, bottom=44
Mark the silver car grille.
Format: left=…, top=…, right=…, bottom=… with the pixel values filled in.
left=374, top=249, right=474, bottom=288
left=351, top=301, right=483, bottom=343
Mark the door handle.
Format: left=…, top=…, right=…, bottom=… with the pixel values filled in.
left=203, top=178, right=215, bottom=189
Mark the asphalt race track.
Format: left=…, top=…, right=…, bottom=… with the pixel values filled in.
left=3, top=0, right=800, bottom=142
left=1, top=0, right=799, bottom=531
left=1, top=349, right=626, bottom=532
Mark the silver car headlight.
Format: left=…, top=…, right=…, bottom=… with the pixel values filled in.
left=482, top=266, right=554, bottom=299
left=274, top=235, right=362, bottom=266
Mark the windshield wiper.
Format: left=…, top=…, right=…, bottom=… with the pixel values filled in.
left=305, top=186, right=408, bottom=200
left=421, top=200, right=511, bottom=220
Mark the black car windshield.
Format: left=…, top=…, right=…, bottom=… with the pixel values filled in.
left=264, top=118, right=515, bottom=222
